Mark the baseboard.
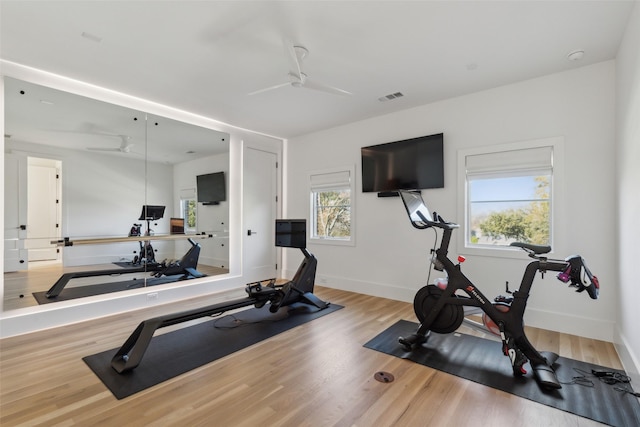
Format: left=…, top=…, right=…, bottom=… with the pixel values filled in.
left=283, top=269, right=416, bottom=303
left=522, top=307, right=615, bottom=342
left=294, top=270, right=616, bottom=343
left=614, top=328, right=640, bottom=385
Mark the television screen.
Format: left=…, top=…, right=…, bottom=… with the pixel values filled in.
left=275, top=219, right=306, bottom=248
left=361, top=133, right=444, bottom=193
left=197, top=172, right=226, bottom=205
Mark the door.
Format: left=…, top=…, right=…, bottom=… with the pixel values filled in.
left=243, top=147, right=277, bottom=282
left=4, top=153, right=28, bottom=272
left=26, top=158, right=61, bottom=262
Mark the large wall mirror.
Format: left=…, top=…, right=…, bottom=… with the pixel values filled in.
left=3, top=77, right=230, bottom=311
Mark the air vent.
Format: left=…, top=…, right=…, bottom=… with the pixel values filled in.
left=378, top=92, right=404, bottom=102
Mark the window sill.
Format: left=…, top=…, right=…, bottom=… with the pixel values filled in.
left=309, top=237, right=355, bottom=247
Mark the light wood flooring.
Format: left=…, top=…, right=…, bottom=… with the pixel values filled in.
left=0, top=287, right=624, bottom=426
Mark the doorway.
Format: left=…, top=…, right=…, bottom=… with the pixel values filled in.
left=26, top=157, right=62, bottom=263
left=243, top=146, right=278, bottom=282
left=3, top=154, right=62, bottom=272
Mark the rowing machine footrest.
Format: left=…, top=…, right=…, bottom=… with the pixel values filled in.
left=184, top=268, right=205, bottom=278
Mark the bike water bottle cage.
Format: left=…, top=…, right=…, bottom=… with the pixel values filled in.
left=563, top=255, right=600, bottom=299
left=510, top=242, right=552, bottom=256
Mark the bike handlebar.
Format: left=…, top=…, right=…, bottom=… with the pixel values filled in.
left=415, top=210, right=459, bottom=230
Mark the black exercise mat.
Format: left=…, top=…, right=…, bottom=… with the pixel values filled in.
left=113, top=262, right=136, bottom=268
left=33, top=275, right=199, bottom=304
left=364, top=320, right=640, bottom=427
left=84, top=302, right=343, bottom=399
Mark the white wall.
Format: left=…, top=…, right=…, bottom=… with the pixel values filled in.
left=615, top=2, right=640, bottom=383
left=285, top=61, right=617, bottom=342
left=4, top=139, right=174, bottom=265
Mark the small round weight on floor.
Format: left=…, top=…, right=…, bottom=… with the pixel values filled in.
left=374, top=371, right=395, bottom=383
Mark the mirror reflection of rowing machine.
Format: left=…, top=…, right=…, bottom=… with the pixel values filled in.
left=45, top=237, right=206, bottom=299
left=396, top=190, right=600, bottom=390
left=46, top=205, right=207, bottom=299
left=110, top=219, right=329, bottom=374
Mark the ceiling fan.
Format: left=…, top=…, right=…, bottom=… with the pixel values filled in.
left=86, top=134, right=137, bottom=154
left=249, top=40, right=352, bottom=96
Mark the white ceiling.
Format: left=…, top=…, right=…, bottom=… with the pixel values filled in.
left=1, top=0, right=636, bottom=140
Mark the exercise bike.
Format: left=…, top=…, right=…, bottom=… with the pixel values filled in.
left=130, top=205, right=166, bottom=266
left=396, top=190, right=600, bottom=389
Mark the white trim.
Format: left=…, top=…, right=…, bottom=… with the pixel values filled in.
left=308, top=165, right=356, bottom=247
left=457, top=136, right=565, bottom=259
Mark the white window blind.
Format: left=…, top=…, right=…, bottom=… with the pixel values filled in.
left=310, top=170, right=351, bottom=190
left=180, top=188, right=196, bottom=200
left=466, top=146, right=553, bottom=177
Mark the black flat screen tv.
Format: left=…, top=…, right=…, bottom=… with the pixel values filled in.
left=361, top=133, right=444, bottom=193
left=197, top=171, right=226, bottom=205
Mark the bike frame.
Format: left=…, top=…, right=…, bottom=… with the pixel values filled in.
left=414, top=222, right=568, bottom=368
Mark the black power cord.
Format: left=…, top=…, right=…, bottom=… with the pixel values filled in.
left=560, top=368, right=640, bottom=397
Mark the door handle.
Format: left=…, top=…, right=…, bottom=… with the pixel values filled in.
left=19, top=225, right=27, bottom=230
left=247, top=229, right=258, bottom=236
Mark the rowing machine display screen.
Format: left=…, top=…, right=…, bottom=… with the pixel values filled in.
left=275, top=219, right=306, bottom=248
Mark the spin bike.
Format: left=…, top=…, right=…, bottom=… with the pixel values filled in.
left=396, top=190, right=600, bottom=389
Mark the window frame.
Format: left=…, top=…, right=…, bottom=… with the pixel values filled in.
left=457, top=137, right=564, bottom=259
left=308, top=165, right=356, bottom=247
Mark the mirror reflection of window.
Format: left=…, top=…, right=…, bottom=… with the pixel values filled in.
left=181, top=199, right=197, bottom=231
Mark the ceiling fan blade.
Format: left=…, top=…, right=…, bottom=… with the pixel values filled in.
left=87, top=147, right=121, bottom=152
left=303, top=77, right=352, bottom=96
left=284, top=38, right=304, bottom=80
left=247, top=81, right=291, bottom=96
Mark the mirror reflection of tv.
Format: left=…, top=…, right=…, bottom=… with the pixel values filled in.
left=275, top=219, right=306, bottom=248
left=361, top=133, right=444, bottom=193
left=197, top=171, right=226, bottom=205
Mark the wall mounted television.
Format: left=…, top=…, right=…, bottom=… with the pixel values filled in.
left=361, top=133, right=444, bottom=193
left=197, top=171, right=226, bottom=205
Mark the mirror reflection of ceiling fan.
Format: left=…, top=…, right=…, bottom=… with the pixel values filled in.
left=86, top=134, right=138, bottom=154
left=249, top=39, right=352, bottom=96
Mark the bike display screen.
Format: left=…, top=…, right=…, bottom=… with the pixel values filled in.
left=399, top=190, right=433, bottom=227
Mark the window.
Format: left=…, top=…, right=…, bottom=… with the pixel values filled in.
left=181, top=199, right=197, bottom=230
left=459, top=138, right=562, bottom=254
left=179, top=188, right=197, bottom=231
left=309, top=166, right=355, bottom=245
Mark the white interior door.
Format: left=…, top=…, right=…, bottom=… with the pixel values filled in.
left=26, top=159, right=61, bottom=262
left=243, top=147, right=277, bottom=282
left=4, top=153, right=28, bottom=272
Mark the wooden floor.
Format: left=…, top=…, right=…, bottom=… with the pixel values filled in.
left=0, top=287, right=623, bottom=426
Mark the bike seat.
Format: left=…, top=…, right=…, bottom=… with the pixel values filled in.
left=510, top=242, right=551, bottom=255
